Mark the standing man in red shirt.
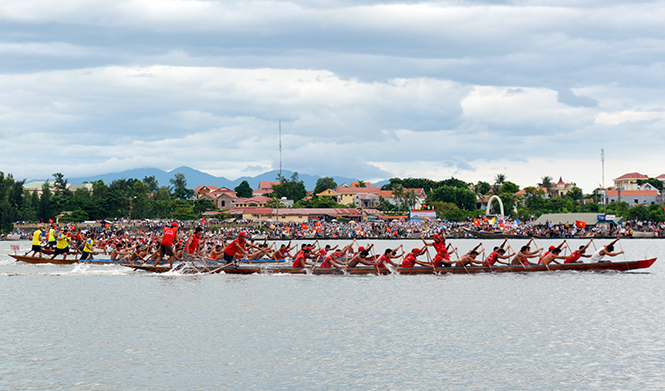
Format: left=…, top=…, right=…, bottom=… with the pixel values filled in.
left=158, top=222, right=179, bottom=268
left=421, top=234, right=454, bottom=267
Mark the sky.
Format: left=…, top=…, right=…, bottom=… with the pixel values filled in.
left=1, top=0, right=665, bottom=193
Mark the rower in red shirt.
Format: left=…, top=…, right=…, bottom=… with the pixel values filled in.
left=292, top=247, right=311, bottom=268
left=223, top=232, right=249, bottom=263
left=184, top=227, right=204, bottom=265
left=401, top=247, right=428, bottom=268
left=376, top=246, right=404, bottom=268
left=422, top=234, right=453, bottom=267
left=157, top=222, right=179, bottom=268
left=564, top=239, right=593, bottom=263
left=319, top=250, right=345, bottom=269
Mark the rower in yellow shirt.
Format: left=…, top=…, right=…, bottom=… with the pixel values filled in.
left=79, top=233, right=95, bottom=262
left=51, top=229, right=70, bottom=261
left=26, top=225, right=45, bottom=258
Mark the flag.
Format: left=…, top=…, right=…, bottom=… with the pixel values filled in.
left=202, top=217, right=206, bottom=225
left=474, top=218, right=481, bottom=226
left=575, top=220, right=586, bottom=228
left=49, top=218, right=53, bottom=223
left=301, top=223, right=307, bottom=229
left=490, top=218, right=495, bottom=225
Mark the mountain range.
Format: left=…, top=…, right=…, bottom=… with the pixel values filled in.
left=54, top=167, right=389, bottom=191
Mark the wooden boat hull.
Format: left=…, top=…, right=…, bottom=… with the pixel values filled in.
left=124, top=258, right=657, bottom=275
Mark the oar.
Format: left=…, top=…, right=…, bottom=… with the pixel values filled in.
left=454, top=248, right=469, bottom=274
left=203, top=261, right=236, bottom=275
left=369, top=245, right=382, bottom=275
left=618, top=237, right=627, bottom=261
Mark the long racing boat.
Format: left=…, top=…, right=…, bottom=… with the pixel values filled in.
left=122, top=258, right=657, bottom=275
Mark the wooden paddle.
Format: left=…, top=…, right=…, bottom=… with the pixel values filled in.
left=203, top=262, right=236, bottom=275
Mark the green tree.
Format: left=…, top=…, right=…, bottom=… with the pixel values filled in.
left=38, top=182, right=54, bottom=222
left=234, top=180, right=253, bottom=198
left=313, top=177, right=338, bottom=195
left=540, top=176, right=554, bottom=197
left=142, top=176, right=159, bottom=193
left=474, top=181, right=491, bottom=196
left=193, top=198, right=216, bottom=216
left=272, top=172, right=307, bottom=202
left=171, top=199, right=197, bottom=220
left=628, top=204, right=649, bottom=221
left=170, top=173, right=194, bottom=200
left=637, top=178, right=664, bottom=191
left=501, top=181, right=520, bottom=194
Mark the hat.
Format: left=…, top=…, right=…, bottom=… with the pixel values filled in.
left=238, top=231, right=247, bottom=237
left=171, top=222, right=179, bottom=228
left=548, top=246, right=555, bottom=251
left=432, top=234, right=440, bottom=239
left=412, top=248, right=420, bottom=254
left=358, top=246, right=365, bottom=252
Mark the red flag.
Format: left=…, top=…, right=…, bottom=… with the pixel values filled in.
left=48, top=219, right=53, bottom=223
left=202, top=217, right=206, bottom=225
left=474, top=218, right=481, bottom=226
left=575, top=220, right=586, bottom=228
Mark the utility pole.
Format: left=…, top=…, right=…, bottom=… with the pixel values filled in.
left=601, top=148, right=605, bottom=189
left=279, top=121, right=282, bottom=179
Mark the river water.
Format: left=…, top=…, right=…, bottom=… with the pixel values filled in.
left=1, top=238, right=664, bottom=390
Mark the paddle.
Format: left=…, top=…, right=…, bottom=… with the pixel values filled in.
left=203, top=261, right=236, bottom=275
left=453, top=248, right=469, bottom=274
left=618, top=237, right=628, bottom=261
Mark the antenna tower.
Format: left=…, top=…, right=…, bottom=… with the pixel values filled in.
left=279, top=121, right=282, bottom=178
left=601, top=148, right=605, bottom=188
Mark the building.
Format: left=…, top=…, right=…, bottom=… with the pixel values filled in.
left=553, top=177, right=576, bottom=197
left=603, top=189, right=659, bottom=206
left=23, top=181, right=93, bottom=195
left=226, top=207, right=366, bottom=223
left=333, top=185, right=382, bottom=205
left=194, top=185, right=219, bottom=198
left=234, top=195, right=273, bottom=208
left=613, top=172, right=649, bottom=190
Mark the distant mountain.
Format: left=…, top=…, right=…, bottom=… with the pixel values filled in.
left=61, top=166, right=386, bottom=191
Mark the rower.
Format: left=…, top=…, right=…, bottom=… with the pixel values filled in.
left=47, top=225, right=57, bottom=248
left=456, top=250, right=483, bottom=267
left=422, top=233, right=453, bottom=267
left=51, top=229, right=70, bottom=261
left=184, top=227, right=204, bottom=265
left=79, top=233, right=95, bottom=262
left=564, top=239, right=593, bottom=263
left=540, top=248, right=568, bottom=265
left=538, top=241, right=566, bottom=264
left=223, top=232, right=250, bottom=264
left=484, top=247, right=512, bottom=267
left=589, top=239, right=624, bottom=263
left=376, top=246, right=404, bottom=268
left=319, top=250, right=345, bottom=269
left=26, top=225, right=45, bottom=258
left=292, top=247, right=311, bottom=268
left=400, top=247, right=429, bottom=268
left=510, top=245, right=542, bottom=266
left=346, top=249, right=377, bottom=268
left=157, top=222, right=179, bottom=268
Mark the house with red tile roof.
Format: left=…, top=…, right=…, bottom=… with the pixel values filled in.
left=553, top=177, right=577, bottom=197
left=603, top=189, right=659, bottom=206
left=613, top=172, right=649, bottom=190
left=194, top=185, right=219, bottom=198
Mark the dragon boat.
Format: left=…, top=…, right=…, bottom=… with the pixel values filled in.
left=123, top=258, right=657, bottom=275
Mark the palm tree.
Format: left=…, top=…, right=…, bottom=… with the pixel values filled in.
left=540, top=176, right=553, bottom=197
left=392, top=183, right=405, bottom=212
left=493, top=174, right=506, bottom=194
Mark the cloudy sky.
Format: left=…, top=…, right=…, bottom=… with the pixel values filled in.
left=1, top=0, right=664, bottom=192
